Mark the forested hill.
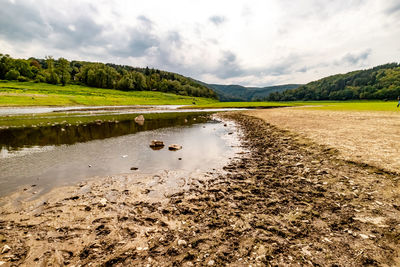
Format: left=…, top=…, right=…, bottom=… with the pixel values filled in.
left=204, top=83, right=301, bottom=101
left=266, top=63, right=400, bottom=101
left=0, top=54, right=217, bottom=99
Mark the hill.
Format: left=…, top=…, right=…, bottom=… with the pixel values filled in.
left=0, top=53, right=217, bottom=99
left=204, top=83, right=301, bottom=101
left=0, top=80, right=218, bottom=107
left=266, top=63, right=400, bottom=101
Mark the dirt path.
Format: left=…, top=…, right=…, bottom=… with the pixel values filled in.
left=1, top=113, right=399, bottom=266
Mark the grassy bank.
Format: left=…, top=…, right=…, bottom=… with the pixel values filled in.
left=0, top=80, right=218, bottom=106
left=183, top=101, right=298, bottom=109
left=0, top=111, right=214, bottom=128
left=187, top=100, right=399, bottom=112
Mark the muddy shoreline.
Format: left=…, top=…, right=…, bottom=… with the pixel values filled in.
left=1, top=113, right=400, bottom=266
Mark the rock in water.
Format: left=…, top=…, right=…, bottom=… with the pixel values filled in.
left=134, top=115, right=145, bottom=125
left=150, top=140, right=165, bottom=149
left=168, top=144, right=182, bottom=151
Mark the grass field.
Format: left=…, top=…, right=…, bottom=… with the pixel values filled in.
left=184, top=101, right=298, bottom=109
left=188, top=100, right=400, bottom=112
left=0, top=80, right=218, bottom=106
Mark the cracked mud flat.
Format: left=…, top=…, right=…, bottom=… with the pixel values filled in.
left=1, top=113, right=400, bottom=266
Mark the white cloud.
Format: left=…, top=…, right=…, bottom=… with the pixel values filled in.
left=0, top=0, right=399, bottom=86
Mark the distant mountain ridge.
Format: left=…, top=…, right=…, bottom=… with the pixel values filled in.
left=202, top=83, right=301, bottom=101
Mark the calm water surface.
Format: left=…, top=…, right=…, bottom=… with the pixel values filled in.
left=0, top=113, right=241, bottom=197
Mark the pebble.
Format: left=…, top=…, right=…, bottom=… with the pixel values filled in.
left=207, top=260, right=215, bottom=266
left=177, top=239, right=187, bottom=246
left=99, top=198, right=107, bottom=206
left=359, top=234, right=369, bottom=239
left=1, top=245, right=11, bottom=254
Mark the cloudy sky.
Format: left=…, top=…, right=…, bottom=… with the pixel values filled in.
left=1, top=0, right=399, bottom=86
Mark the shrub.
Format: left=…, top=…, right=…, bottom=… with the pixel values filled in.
left=5, top=69, right=20, bottom=80
left=17, top=76, right=29, bottom=82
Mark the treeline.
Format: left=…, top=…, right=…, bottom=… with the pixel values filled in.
left=0, top=54, right=217, bottom=99
left=205, top=83, right=301, bottom=101
left=266, top=63, right=400, bottom=101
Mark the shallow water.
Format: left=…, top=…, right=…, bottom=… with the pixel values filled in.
left=0, top=113, right=240, bottom=197
left=0, top=105, right=246, bottom=116
left=0, top=105, right=182, bottom=115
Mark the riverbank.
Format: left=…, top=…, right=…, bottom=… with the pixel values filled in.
left=1, top=113, right=399, bottom=266
left=246, top=107, right=400, bottom=174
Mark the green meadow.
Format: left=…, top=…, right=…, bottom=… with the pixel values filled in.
left=0, top=80, right=218, bottom=106
left=188, top=100, right=400, bottom=112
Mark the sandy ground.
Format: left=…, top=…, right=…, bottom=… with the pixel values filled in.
left=246, top=108, right=400, bottom=174
left=0, top=113, right=400, bottom=266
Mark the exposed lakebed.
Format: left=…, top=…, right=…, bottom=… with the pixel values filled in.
left=0, top=112, right=242, bottom=198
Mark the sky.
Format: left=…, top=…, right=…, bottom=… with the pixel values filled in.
left=0, top=0, right=399, bottom=87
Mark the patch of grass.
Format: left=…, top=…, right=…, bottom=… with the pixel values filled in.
left=0, top=80, right=218, bottom=106
left=186, top=100, right=400, bottom=112
left=183, top=101, right=301, bottom=109
left=0, top=111, right=214, bottom=128
left=297, top=100, right=399, bottom=112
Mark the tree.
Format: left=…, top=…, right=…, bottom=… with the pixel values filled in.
left=57, top=58, right=71, bottom=86
left=0, top=54, right=13, bottom=79
left=45, top=56, right=59, bottom=84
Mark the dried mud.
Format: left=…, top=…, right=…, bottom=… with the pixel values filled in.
left=1, top=113, right=400, bottom=266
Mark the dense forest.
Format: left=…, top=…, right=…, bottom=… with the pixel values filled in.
left=266, top=63, right=400, bottom=101
left=204, top=83, right=300, bottom=101
left=0, top=54, right=217, bottom=99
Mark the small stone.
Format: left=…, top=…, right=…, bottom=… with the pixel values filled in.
left=223, top=124, right=227, bottom=127
left=178, top=158, right=182, bottom=160
left=295, top=162, right=304, bottom=168
left=99, top=198, right=107, bottom=206
left=130, top=167, right=138, bottom=170
left=88, top=164, right=92, bottom=168
left=177, top=239, right=187, bottom=246
left=168, top=144, right=182, bottom=151
left=135, top=115, right=145, bottom=126
left=359, top=234, right=369, bottom=239
left=2, top=245, right=11, bottom=254
left=150, top=140, right=165, bottom=148
left=323, top=237, right=332, bottom=243
left=207, top=260, right=215, bottom=266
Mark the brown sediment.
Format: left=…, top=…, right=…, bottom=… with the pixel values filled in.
left=0, top=113, right=400, bottom=266
left=245, top=108, right=400, bottom=174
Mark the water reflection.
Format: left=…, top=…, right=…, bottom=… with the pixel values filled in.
left=0, top=112, right=209, bottom=155
left=0, top=112, right=241, bottom=197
